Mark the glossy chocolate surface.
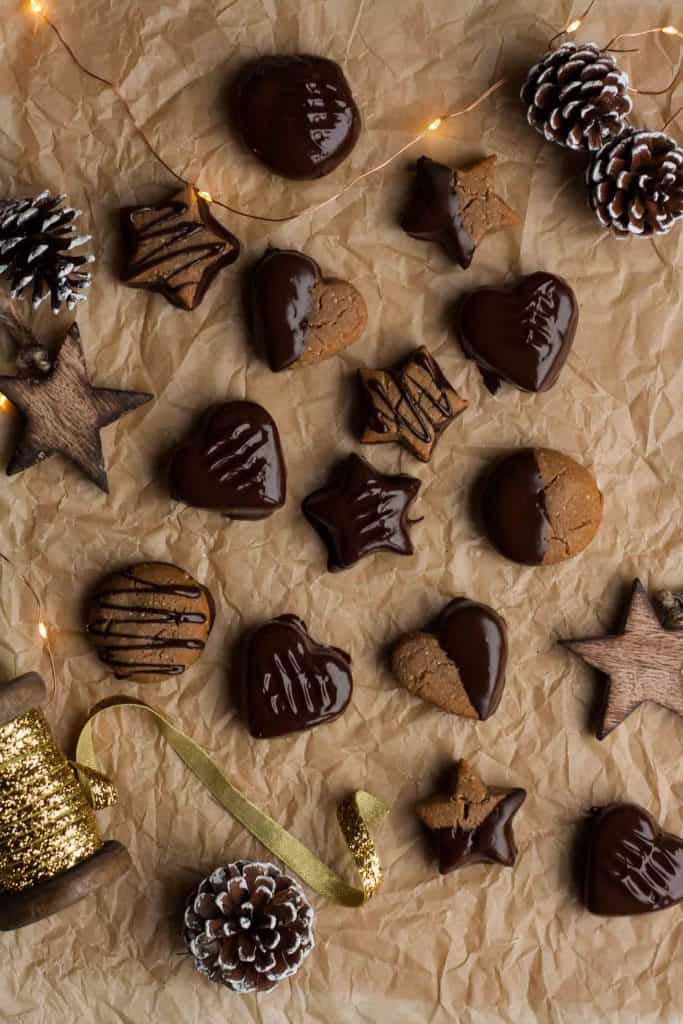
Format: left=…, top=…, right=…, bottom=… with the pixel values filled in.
left=249, top=249, right=318, bottom=371
left=436, top=598, right=508, bottom=720
left=169, top=401, right=286, bottom=519
left=232, top=55, right=361, bottom=180
left=482, top=450, right=547, bottom=565
left=457, top=272, right=578, bottom=395
left=240, top=614, right=353, bottom=738
left=585, top=803, right=683, bottom=916
left=302, top=453, right=421, bottom=572
left=400, top=156, right=475, bottom=267
left=435, top=789, right=527, bottom=874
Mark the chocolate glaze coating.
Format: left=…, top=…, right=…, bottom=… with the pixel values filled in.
left=240, top=614, right=353, bottom=738
left=482, top=450, right=547, bottom=565
left=232, top=55, right=361, bottom=180
left=169, top=401, right=286, bottom=520
left=302, top=453, right=421, bottom=572
left=249, top=249, right=318, bottom=371
left=436, top=598, right=508, bottom=720
left=585, top=803, right=683, bottom=916
left=435, top=789, right=527, bottom=874
left=457, top=272, right=578, bottom=395
left=400, top=157, right=475, bottom=267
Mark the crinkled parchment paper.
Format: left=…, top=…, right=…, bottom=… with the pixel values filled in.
left=2, top=0, right=683, bottom=1021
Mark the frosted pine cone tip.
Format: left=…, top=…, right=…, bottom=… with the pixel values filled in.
left=521, top=42, right=632, bottom=152
left=184, top=861, right=315, bottom=994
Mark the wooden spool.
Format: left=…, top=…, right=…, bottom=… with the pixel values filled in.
left=0, top=673, right=131, bottom=931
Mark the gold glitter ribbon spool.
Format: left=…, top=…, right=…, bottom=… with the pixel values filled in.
left=76, top=697, right=390, bottom=906
left=0, top=674, right=130, bottom=932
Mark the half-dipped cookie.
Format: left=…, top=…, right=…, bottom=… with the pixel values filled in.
left=249, top=249, right=367, bottom=372
left=481, top=448, right=602, bottom=565
left=392, top=598, right=507, bottom=720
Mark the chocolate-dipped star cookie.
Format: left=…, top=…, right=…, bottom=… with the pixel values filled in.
left=358, top=346, right=468, bottom=462
left=302, top=453, right=421, bottom=572
left=121, top=184, right=240, bottom=310
left=401, top=155, right=518, bottom=268
left=562, top=579, right=683, bottom=739
left=417, top=760, right=526, bottom=874
left=0, top=323, right=151, bottom=492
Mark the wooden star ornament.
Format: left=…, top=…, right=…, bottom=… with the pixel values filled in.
left=562, top=579, right=683, bottom=739
left=0, top=323, right=152, bottom=492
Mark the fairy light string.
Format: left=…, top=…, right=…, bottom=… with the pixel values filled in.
left=0, top=551, right=56, bottom=698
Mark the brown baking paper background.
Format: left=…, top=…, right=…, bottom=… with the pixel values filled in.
left=2, top=0, right=683, bottom=1020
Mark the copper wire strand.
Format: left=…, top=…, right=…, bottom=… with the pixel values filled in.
left=38, top=11, right=507, bottom=225
left=0, top=552, right=57, bottom=702
left=548, top=0, right=600, bottom=48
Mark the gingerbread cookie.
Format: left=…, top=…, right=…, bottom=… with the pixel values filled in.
left=87, top=562, right=214, bottom=683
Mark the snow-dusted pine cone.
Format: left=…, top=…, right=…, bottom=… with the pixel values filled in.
left=184, top=861, right=315, bottom=994
left=521, top=42, right=632, bottom=151
left=587, top=129, right=683, bottom=237
left=0, top=191, right=94, bottom=313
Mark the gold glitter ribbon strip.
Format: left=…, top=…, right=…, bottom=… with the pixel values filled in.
left=0, top=710, right=103, bottom=891
left=75, top=698, right=389, bottom=906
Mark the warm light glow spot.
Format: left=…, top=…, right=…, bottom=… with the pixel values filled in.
left=566, top=18, right=582, bottom=33
left=662, top=25, right=680, bottom=36
left=38, top=622, right=48, bottom=640
left=197, top=190, right=213, bottom=202
left=0, top=394, right=10, bottom=412
left=427, top=118, right=442, bottom=132
left=30, top=0, right=44, bottom=13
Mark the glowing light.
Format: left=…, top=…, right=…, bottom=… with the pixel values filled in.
left=38, top=621, right=48, bottom=640
left=197, top=190, right=213, bottom=202
left=0, top=395, right=10, bottom=412
left=30, top=0, right=43, bottom=13
left=662, top=25, right=678, bottom=35
left=427, top=118, right=442, bottom=132
left=566, top=18, right=582, bottom=32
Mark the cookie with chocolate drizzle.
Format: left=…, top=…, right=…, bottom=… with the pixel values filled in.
left=86, top=562, right=214, bottom=683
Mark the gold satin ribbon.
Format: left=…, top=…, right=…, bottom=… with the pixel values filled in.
left=75, top=698, right=389, bottom=906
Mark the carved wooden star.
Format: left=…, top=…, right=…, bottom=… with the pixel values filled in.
left=302, top=453, right=421, bottom=572
left=0, top=323, right=152, bottom=492
left=416, top=760, right=526, bottom=875
left=121, top=184, right=240, bottom=311
left=562, top=579, right=683, bottom=739
left=401, top=154, right=519, bottom=267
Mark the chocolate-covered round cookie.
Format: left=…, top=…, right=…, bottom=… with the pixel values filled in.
left=232, top=55, right=361, bottom=180
left=87, top=562, right=214, bottom=683
left=482, top=448, right=602, bottom=565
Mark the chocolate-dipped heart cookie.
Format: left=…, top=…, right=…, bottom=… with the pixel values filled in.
left=232, top=55, right=361, bottom=180
left=169, top=401, right=286, bottom=519
left=585, top=803, right=683, bottom=916
left=249, top=249, right=367, bottom=372
left=392, top=598, right=507, bottom=720
left=240, top=615, right=352, bottom=738
left=456, top=272, right=578, bottom=394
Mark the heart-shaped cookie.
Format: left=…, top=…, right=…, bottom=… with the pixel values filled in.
left=456, top=272, right=578, bottom=394
left=240, top=615, right=353, bottom=738
left=391, top=598, right=507, bottom=720
left=249, top=249, right=367, bottom=372
left=169, top=401, right=286, bottom=519
left=585, top=803, right=683, bottom=916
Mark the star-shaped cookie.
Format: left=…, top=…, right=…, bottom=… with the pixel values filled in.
left=0, top=323, right=151, bottom=492
left=401, top=154, right=519, bottom=267
left=416, top=759, right=526, bottom=874
left=562, top=579, right=683, bottom=739
left=302, top=453, right=421, bottom=572
left=358, top=346, right=468, bottom=462
left=121, top=184, right=240, bottom=310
